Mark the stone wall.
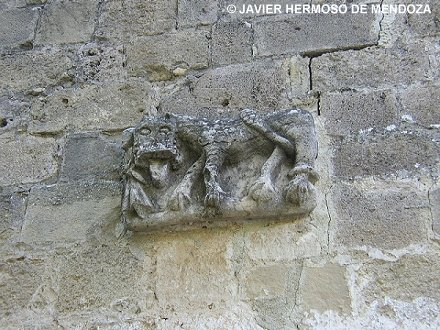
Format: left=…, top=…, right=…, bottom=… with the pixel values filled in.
left=0, top=0, right=439, bottom=328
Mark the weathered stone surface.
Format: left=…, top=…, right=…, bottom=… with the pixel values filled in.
left=244, top=264, right=289, bottom=299
left=298, top=263, right=351, bottom=314
left=0, top=256, right=48, bottom=319
left=361, top=253, right=440, bottom=303
left=329, top=180, right=430, bottom=249
left=212, top=21, right=253, bottom=66
left=56, top=243, right=144, bottom=313
left=333, top=130, right=439, bottom=178
left=160, top=60, right=292, bottom=116
left=0, top=135, right=58, bottom=186
left=0, top=6, right=39, bottom=49
left=430, top=184, right=440, bottom=236
left=126, top=31, right=209, bottom=81
left=255, top=12, right=379, bottom=57
left=0, top=97, right=30, bottom=134
left=29, top=80, right=153, bottom=133
left=405, top=0, right=440, bottom=38
left=60, top=133, right=122, bottom=181
left=322, top=89, right=398, bottom=136
left=21, top=182, right=121, bottom=244
left=76, top=42, right=127, bottom=83
left=35, top=0, right=98, bottom=45
left=178, top=0, right=219, bottom=27
left=96, top=0, right=177, bottom=42
left=312, top=43, right=433, bottom=91
left=0, top=192, right=26, bottom=245
left=152, top=229, right=236, bottom=309
left=0, top=49, right=74, bottom=94
left=399, top=84, right=440, bottom=127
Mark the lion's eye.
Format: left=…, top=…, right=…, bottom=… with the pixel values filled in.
left=139, top=127, right=151, bottom=135
left=159, top=126, right=171, bottom=134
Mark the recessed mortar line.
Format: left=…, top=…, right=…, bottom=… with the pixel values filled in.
left=377, top=0, right=385, bottom=45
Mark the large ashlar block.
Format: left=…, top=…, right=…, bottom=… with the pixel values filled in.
left=21, top=182, right=121, bottom=244
left=56, top=244, right=144, bottom=313
left=254, top=11, right=380, bottom=56
left=360, top=253, right=440, bottom=303
left=29, top=80, right=152, bottom=133
left=329, top=180, right=430, bottom=250
left=126, top=30, right=209, bottom=81
left=0, top=6, right=39, bottom=49
left=0, top=135, right=58, bottom=186
left=121, top=109, right=318, bottom=231
left=399, top=83, right=440, bottom=127
left=35, top=0, right=98, bottom=45
left=312, top=42, right=434, bottom=91
left=0, top=49, right=74, bottom=94
left=60, top=133, right=123, bottom=181
left=321, top=89, right=398, bottom=136
left=160, top=60, right=298, bottom=116
left=178, top=0, right=219, bottom=27
left=298, top=263, right=351, bottom=314
left=333, top=130, right=439, bottom=178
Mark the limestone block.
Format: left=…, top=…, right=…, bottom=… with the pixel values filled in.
left=0, top=135, right=58, bottom=186
left=361, top=253, right=440, bottom=303
left=0, top=6, right=39, bottom=49
left=29, top=80, right=152, bottom=133
left=76, top=42, right=127, bottom=83
left=405, top=0, right=440, bottom=38
left=152, top=229, right=236, bottom=309
left=211, top=21, right=253, bottom=66
left=160, top=60, right=292, bottom=116
left=0, top=97, right=30, bottom=135
left=0, top=192, right=26, bottom=245
left=35, top=0, right=98, bottom=45
left=0, top=49, right=74, bottom=94
left=56, top=244, right=144, bottom=313
left=244, top=265, right=289, bottom=299
left=333, top=130, right=439, bottom=178
left=399, top=84, right=440, bottom=127
left=312, top=43, right=433, bottom=91
left=178, top=0, right=219, bottom=27
left=60, top=133, right=123, bottom=181
left=254, top=12, right=379, bottom=57
left=298, top=263, right=351, bottom=314
left=329, top=180, right=430, bottom=249
left=126, top=30, right=209, bottom=81
left=322, top=90, right=398, bottom=136
left=430, top=184, right=440, bottom=236
left=21, top=182, right=121, bottom=244
left=0, top=256, right=47, bottom=319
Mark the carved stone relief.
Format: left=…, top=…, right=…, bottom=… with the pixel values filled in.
left=121, top=108, right=319, bottom=231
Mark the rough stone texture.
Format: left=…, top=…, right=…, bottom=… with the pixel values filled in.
left=21, top=182, right=121, bottom=244
left=212, top=21, right=253, bottom=66
left=178, top=0, right=219, bottom=27
left=255, top=12, right=380, bottom=56
left=333, top=130, right=439, bottom=178
left=312, top=42, right=434, bottom=91
left=160, top=60, right=293, bottom=116
left=126, top=30, right=209, bottom=81
left=0, top=135, right=58, bottom=186
left=60, top=133, right=123, bottom=181
left=399, top=83, right=440, bottom=127
left=0, top=192, right=26, bottom=246
left=430, top=184, right=440, bottom=236
left=29, top=80, right=153, bottom=133
left=0, top=6, right=39, bottom=49
left=35, top=0, right=98, bottom=45
left=0, top=49, right=74, bottom=94
left=322, top=89, right=399, bottom=136
left=329, top=180, right=430, bottom=250
left=298, top=263, right=351, bottom=314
